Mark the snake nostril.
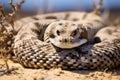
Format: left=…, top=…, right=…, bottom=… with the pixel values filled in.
left=64, top=39, right=67, bottom=43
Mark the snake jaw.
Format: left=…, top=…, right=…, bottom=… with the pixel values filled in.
left=49, top=38, right=87, bottom=49
left=73, top=39, right=87, bottom=47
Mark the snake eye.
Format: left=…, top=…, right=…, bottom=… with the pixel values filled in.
left=58, top=23, right=62, bottom=25
left=56, top=30, right=60, bottom=36
left=71, top=30, right=77, bottom=36
left=49, top=34, right=55, bottom=38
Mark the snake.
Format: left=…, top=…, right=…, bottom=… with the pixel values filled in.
left=13, top=11, right=120, bottom=70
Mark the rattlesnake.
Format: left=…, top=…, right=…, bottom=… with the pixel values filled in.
left=13, top=11, right=120, bottom=70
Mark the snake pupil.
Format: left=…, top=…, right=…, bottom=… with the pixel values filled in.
left=56, top=30, right=60, bottom=35
left=49, top=34, right=55, bottom=38
left=71, top=30, right=77, bottom=36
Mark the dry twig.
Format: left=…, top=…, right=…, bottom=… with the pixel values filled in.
left=0, top=0, right=25, bottom=72
left=92, top=0, right=103, bottom=15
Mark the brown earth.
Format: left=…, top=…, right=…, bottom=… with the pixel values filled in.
left=0, top=59, right=120, bottom=80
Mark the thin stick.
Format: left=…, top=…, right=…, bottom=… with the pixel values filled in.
left=92, top=0, right=103, bottom=15
left=0, top=0, right=25, bottom=72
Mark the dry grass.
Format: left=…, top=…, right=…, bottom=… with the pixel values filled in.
left=92, top=0, right=103, bottom=15
left=0, top=0, right=25, bottom=72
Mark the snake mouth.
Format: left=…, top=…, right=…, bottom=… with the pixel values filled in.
left=49, top=38, right=87, bottom=49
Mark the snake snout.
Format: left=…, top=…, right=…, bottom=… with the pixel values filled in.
left=59, top=38, right=68, bottom=43
left=59, top=37, right=74, bottom=43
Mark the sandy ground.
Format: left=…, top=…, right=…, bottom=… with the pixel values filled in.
left=0, top=59, right=120, bottom=80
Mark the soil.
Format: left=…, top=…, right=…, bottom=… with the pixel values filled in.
left=0, top=59, right=120, bottom=80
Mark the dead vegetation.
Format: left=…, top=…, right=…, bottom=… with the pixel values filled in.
left=0, top=0, right=25, bottom=72
left=92, top=0, right=103, bottom=15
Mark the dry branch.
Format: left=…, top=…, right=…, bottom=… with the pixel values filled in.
left=92, top=0, right=103, bottom=15
left=0, top=0, right=25, bottom=72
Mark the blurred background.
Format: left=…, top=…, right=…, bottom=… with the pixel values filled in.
left=1, top=0, right=120, bottom=20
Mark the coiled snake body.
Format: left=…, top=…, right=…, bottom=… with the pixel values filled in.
left=14, top=12, right=120, bottom=69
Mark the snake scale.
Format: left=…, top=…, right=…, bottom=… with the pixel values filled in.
left=13, top=11, right=120, bottom=70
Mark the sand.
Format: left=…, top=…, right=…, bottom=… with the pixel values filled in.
left=0, top=59, right=120, bottom=80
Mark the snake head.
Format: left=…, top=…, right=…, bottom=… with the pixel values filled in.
left=44, top=20, right=88, bottom=49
